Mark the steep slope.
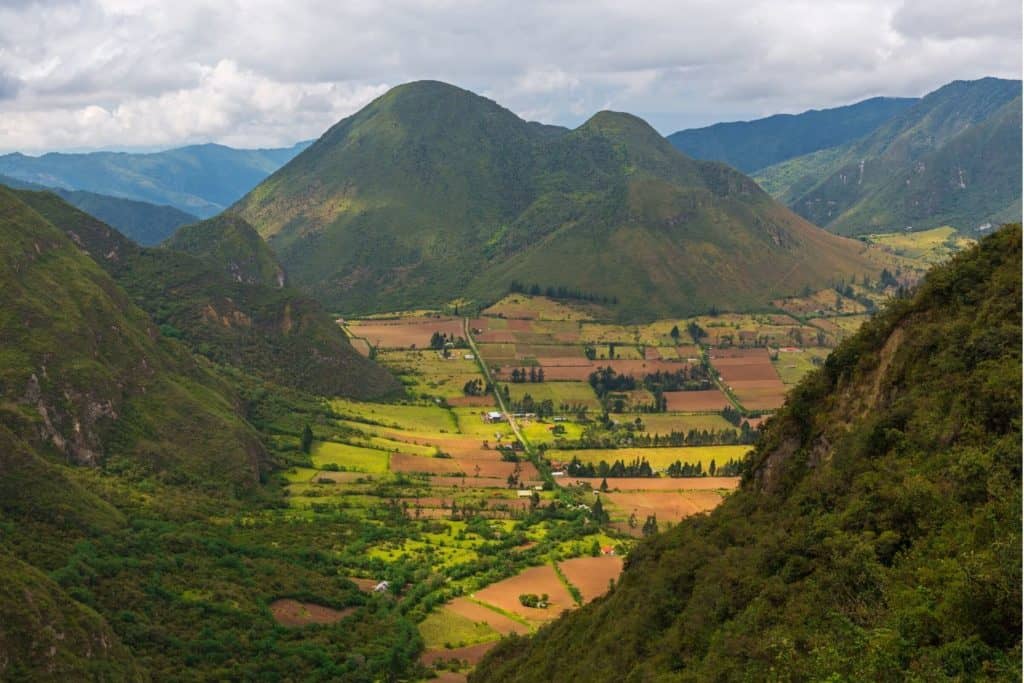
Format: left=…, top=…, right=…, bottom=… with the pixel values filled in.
left=0, top=173, right=196, bottom=244
left=234, top=81, right=875, bottom=320
left=668, top=96, right=916, bottom=173
left=474, top=225, right=1021, bottom=681
left=15, top=189, right=399, bottom=399
left=165, top=213, right=287, bottom=287
left=0, top=549, right=143, bottom=682
left=756, top=78, right=1022, bottom=234
left=0, top=186, right=264, bottom=489
left=0, top=141, right=310, bottom=217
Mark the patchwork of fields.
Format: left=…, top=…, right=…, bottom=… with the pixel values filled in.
left=328, top=290, right=896, bottom=678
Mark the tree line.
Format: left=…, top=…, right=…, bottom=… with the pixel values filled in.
left=566, top=455, right=744, bottom=478
left=508, top=281, right=619, bottom=305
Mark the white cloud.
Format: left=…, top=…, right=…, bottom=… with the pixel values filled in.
left=0, top=0, right=1019, bottom=152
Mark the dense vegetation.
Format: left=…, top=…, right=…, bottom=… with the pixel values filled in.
left=474, top=225, right=1021, bottom=681
left=668, top=96, right=916, bottom=173
left=165, top=213, right=287, bottom=287
left=0, top=141, right=309, bottom=217
left=14, top=189, right=399, bottom=400
left=234, top=80, right=875, bottom=320
left=756, top=78, right=1022, bottom=235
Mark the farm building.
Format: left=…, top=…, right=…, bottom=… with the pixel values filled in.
left=484, top=411, right=504, bottom=423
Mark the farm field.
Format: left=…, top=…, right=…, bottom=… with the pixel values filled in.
left=377, top=349, right=484, bottom=402
left=346, top=315, right=465, bottom=349
left=663, top=389, right=732, bottom=411
left=604, top=490, right=726, bottom=525
left=772, top=347, right=831, bottom=384
left=481, top=294, right=597, bottom=321
left=506, top=381, right=600, bottom=409
left=472, top=564, right=577, bottom=623
left=419, top=608, right=500, bottom=650
left=708, top=348, right=788, bottom=411
left=557, top=556, right=624, bottom=602
left=863, top=226, right=974, bottom=264
left=636, top=413, right=737, bottom=434
left=269, top=599, right=356, bottom=628
left=319, top=291, right=896, bottom=679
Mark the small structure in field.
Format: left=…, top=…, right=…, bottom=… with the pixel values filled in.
left=484, top=411, right=504, bottom=423
left=373, top=580, right=390, bottom=593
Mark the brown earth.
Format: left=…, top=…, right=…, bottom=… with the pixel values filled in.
left=663, top=390, right=732, bottom=411
left=473, top=565, right=576, bottom=623
left=558, top=556, right=624, bottom=602
left=446, top=598, right=531, bottom=635
left=269, top=599, right=355, bottom=627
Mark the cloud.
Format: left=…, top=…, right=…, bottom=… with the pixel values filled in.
left=0, top=0, right=1019, bottom=152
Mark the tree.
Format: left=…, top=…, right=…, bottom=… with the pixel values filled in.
left=642, top=514, right=659, bottom=537
left=600, top=477, right=609, bottom=492
left=670, top=324, right=680, bottom=341
left=301, top=424, right=314, bottom=453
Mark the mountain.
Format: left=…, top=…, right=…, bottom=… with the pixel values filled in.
left=0, top=173, right=197, bottom=244
left=756, top=78, right=1022, bottom=235
left=0, top=141, right=310, bottom=218
left=14, top=189, right=400, bottom=400
left=165, top=213, right=287, bottom=287
left=0, top=185, right=265, bottom=489
left=233, top=81, right=875, bottom=320
left=668, top=96, right=917, bottom=173
left=473, top=225, right=1022, bottom=681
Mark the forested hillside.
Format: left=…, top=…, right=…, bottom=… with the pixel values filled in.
left=14, top=189, right=400, bottom=400
left=474, top=225, right=1022, bottom=681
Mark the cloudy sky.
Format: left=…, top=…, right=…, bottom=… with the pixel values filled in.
left=0, top=0, right=1020, bottom=154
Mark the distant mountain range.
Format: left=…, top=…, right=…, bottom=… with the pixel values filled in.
left=0, top=141, right=310, bottom=218
left=0, top=173, right=197, bottom=245
left=231, top=81, right=874, bottom=319
left=669, top=77, right=1021, bottom=236
left=668, top=96, right=918, bottom=173
left=755, top=78, right=1021, bottom=235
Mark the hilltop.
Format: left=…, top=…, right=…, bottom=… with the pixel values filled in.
left=668, top=96, right=917, bottom=173
left=15, top=189, right=400, bottom=399
left=473, top=225, right=1022, bottom=681
left=756, top=78, right=1022, bottom=234
left=233, top=81, right=875, bottom=320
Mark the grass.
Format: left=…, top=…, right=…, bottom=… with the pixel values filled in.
left=863, top=226, right=975, bottom=264
left=506, top=382, right=600, bottom=408
left=548, top=445, right=752, bottom=470
left=635, top=413, right=737, bottom=434
left=419, top=609, right=500, bottom=650
left=329, top=398, right=458, bottom=433
left=377, top=349, right=482, bottom=400
left=772, top=348, right=831, bottom=385
left=520, top=420, right=586, bottom=443
left=310, top=441, right=390, bottom=473
left=453, top=407, right=515, bottom=439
